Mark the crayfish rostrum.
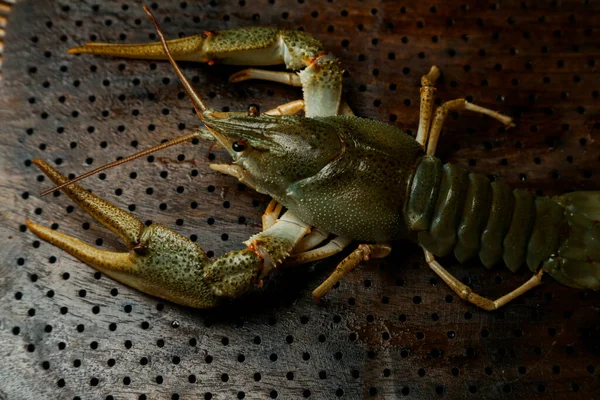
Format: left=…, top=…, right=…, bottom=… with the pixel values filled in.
left=28, top=7, right=600, bottom=311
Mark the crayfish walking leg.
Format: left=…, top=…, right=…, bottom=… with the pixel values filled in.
left=415, top=66, right=515, bottom=155
left=312, top=244, right=392, bottom=302
left=424, top=250, right=544, bottom=311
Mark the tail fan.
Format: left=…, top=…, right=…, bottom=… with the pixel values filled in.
left=542, top=191, right=600, bottom=290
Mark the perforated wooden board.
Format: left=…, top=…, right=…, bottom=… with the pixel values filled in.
left=1, top=0, right=599, bottom=399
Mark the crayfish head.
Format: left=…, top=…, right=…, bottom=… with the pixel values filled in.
left=204, top=115, right=343, bottom=198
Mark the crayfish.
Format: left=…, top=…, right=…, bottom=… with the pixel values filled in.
left=27, top=6, right=600, bottom=311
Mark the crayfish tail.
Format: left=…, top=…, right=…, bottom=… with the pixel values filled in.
left=411, top=158, right=600, bottom=290
left=542, top=191, right=600, bottom=290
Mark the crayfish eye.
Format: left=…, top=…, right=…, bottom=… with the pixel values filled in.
left=247, top=104, right=260, bottom=117
left=232, top=141, right=246, bottom=152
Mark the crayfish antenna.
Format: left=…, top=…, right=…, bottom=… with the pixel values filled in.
left=143, top=5, right=209, bottom=118
left=40, top=131, right=201, bottom=197
left=40, top=6, right=223, bottom=197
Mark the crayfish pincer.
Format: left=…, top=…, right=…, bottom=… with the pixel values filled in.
left=29, top=7, right=599, bottom=311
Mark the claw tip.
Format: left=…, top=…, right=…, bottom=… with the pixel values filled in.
left=142, top=4, right=153, bottom=18
left=25, top=219, right=38, bottom=232
left=32, top=158, right=50, bottom=172
left=228, top=71, right=249, bottom=83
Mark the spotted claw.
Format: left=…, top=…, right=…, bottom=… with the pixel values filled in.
left=28, top=159, right=310, bottom=308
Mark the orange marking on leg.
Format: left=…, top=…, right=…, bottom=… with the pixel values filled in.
left=204, top=30, right=216, bottom=36
left=208, top=60, right=216, bottom=66
left=306, top=52, right=328, bottom=66
left=248, top=243, right=264, bottom=259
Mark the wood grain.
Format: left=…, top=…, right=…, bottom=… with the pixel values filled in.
left=0, top=0, right=599, bottom=399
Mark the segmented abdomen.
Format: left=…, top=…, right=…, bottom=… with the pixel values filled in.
left=405, top=156, right=567, bottom=273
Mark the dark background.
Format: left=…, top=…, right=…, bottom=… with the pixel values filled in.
left=0, top=0, right=599, bottom=399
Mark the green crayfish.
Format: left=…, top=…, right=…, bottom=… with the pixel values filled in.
left=28, top=7, right=599, bottom=311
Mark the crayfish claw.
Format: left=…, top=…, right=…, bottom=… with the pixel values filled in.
left=262, top=199, right=284, bottom=231
left=33, top=159, right=145, bottom=247
left=29, top=159, right=224, bottom=308
left=30, top=159, right=316, bottom=308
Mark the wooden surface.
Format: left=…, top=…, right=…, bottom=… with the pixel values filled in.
left=1, top=0, right=599, bottom=399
